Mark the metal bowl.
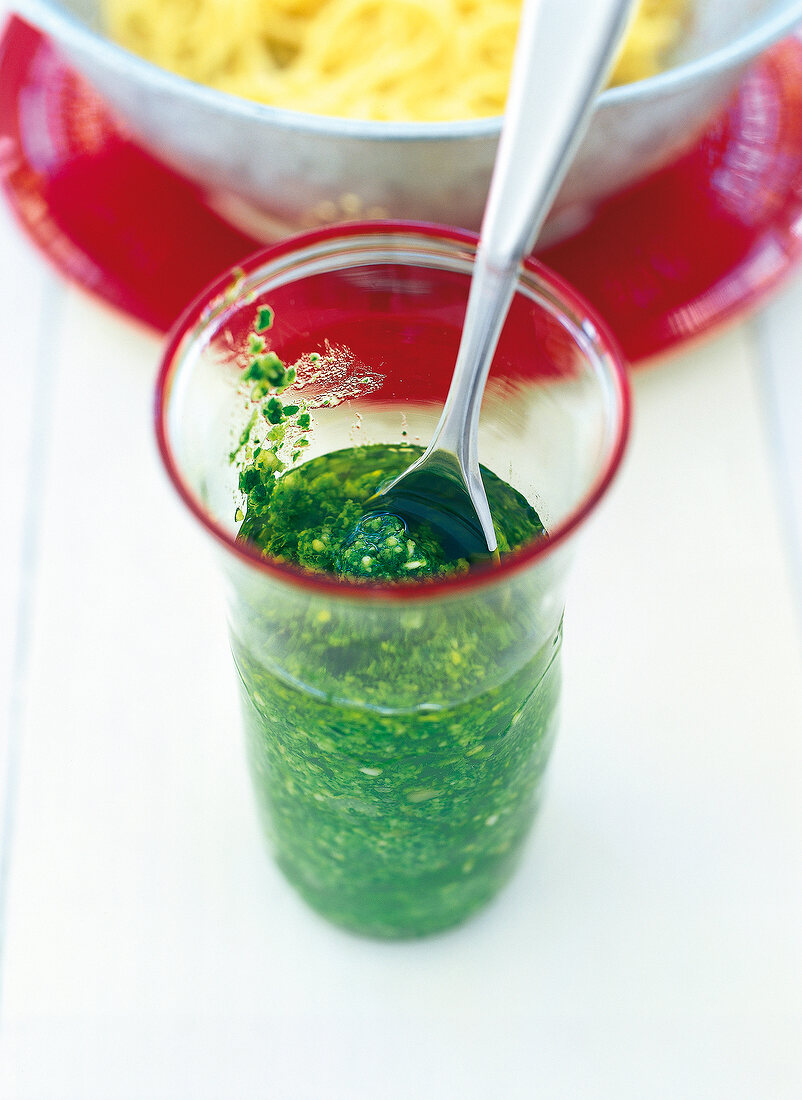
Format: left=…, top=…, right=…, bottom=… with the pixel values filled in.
left=19, top=0, right=802, bottom=244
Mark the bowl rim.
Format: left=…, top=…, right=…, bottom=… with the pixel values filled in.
left=21, top=0, right=802, bottom=140
left=154, top=220, right=631, bottom=603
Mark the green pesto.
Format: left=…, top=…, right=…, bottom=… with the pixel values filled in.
left=237, top=443, right=543, bottom=582
left=232, top=443, right=562, bottom=937
left=255, top=304, right=274, bottom=332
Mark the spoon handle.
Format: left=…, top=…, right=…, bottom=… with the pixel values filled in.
left=431, top=0, right=636, bottom=525
left=482, top=0, right=637, bottom=268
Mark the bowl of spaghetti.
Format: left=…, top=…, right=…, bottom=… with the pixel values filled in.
left=19, top=0, right=802, bottom=243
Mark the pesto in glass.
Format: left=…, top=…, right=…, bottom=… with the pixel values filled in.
left=231, top=442, right=561, bottom=937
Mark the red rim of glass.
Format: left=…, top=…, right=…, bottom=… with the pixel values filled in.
left=155, top=220, right=632, bottom=601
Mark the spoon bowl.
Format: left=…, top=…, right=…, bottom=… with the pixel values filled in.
left=363, top=451, right=499, bottom=564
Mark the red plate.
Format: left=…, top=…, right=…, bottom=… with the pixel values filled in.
left=3, top=14, right=802, bottom=363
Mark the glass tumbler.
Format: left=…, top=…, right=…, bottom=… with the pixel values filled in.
left=156, top=223, right=630, bottom=939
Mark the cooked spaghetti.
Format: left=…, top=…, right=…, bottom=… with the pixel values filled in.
left=102, top=0, right=689, bottom=121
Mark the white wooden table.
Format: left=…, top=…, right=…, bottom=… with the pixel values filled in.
left=1, top=72, right=801, bottom=1100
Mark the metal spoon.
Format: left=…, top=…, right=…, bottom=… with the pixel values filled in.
left=365, top=0, right=636, bottom=561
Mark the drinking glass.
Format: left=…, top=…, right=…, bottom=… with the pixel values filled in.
left=156, top=222, right=630, bottom=938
